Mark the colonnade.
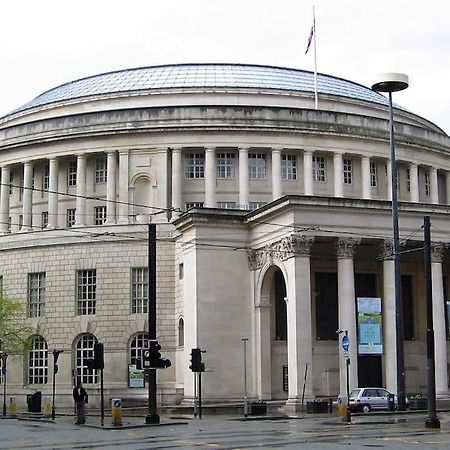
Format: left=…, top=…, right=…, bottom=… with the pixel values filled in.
left=252, top=235, right=448, bottom=408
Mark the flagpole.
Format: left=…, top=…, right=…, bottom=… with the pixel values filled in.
left=313, top=5, right=318, bottom=109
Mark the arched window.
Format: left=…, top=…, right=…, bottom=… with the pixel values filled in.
left=178, top=317, right=184, bottom=347
left=130, top=333, right=148, bottom=367
left=28, top=336, right=48, bottom=385
left=75, top=334, right=98, bottom=384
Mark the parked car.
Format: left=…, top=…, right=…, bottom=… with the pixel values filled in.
left=346, top=387, right=409, bottom=413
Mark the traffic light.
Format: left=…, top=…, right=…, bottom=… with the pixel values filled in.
left=93, top=343, right=104, bottom=370
left=189, top=348, right=205, bottom=372
left=144, top=340, right=171, bottom=369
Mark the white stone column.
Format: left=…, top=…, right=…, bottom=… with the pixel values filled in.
left=22, top=162, right=33, bottom=231
left=361, top=156, right=371, bottom=200
left=172, top=147, right=183, bottom=216
left=431, top=245, right=448, bottom=395
left=285, top=236, right=314, bottom=411
left=337, top=238, right=359, bottom=397
left=410, top=163, right=419, bottom=202
left=254, top=295, right=272, bottom=399
left=204, top=147, right=216, bottom=208
left=239, top=147, right=249, bottom=208
left=333, top=152, right=343, bottom=198
left=446, top=171, right=450, bottom=205
left=271, top=148, right=282, bottom=200
left=117, top=150, right=129, bottom=224
left=386, top=160, right=392, bottom=201
left=381, top=241, right=397, bottom=392
left=105, top=151, right=117, bottom=224
left=430, top=167, right=439, bottom=204
left=47, top=158, right=59, bottom=228
left=0, top=166, right=10, bottom=234
left=75, top=154, right=87, bottom=226
left=303, top=150, right=313, bottom=196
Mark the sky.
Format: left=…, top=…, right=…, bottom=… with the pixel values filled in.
left=1, top=0, right=449, bottom=133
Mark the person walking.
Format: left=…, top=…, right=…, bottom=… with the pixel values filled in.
left=72, top=381, right=88, bottom=424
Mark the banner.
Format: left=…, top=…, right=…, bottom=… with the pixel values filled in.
left=357, top=297, right=383, bottom=354
left=128, top=364, right=145, bottom=388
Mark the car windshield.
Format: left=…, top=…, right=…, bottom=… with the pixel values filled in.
left=349, top=389, right=361, bottom=398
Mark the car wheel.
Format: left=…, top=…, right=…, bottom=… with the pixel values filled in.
left=362, top=404, right=371, bottom=413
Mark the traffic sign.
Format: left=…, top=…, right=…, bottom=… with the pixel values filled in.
left=342, top=335, right=350, bottom=353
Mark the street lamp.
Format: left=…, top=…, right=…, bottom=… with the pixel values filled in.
left=372, top=72, right=409, bottom=411
left=51, top=349, right=63, bottom=420
left=241, top=337, right=249, bottom=418
left=1, top=351, right=7, bottom=416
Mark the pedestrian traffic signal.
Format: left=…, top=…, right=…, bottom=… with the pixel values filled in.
left=94, top=342, right=105, bottom=370
left=189, top=348, right=205, bottom=372
left=142, top=340, right=171, bottom=369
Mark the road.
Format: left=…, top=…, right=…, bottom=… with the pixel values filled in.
left=1, top=412, right=450, bottom=449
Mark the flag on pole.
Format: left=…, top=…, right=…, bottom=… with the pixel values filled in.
left=305, top=25, right=314, bottom=54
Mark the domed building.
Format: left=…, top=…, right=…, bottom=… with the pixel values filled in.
left=0, top=63, right=449, bottom=411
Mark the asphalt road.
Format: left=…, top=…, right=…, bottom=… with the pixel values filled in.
left=1, top=412, right=450, bottom=449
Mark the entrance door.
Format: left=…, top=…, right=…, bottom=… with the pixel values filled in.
left=358, top=355, right=382, bottom=387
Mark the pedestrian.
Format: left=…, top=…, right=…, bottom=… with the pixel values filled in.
left=72, top=381, right=88, bottom=424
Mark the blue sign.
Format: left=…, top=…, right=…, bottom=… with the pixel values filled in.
left=342, top=335, right=350, bottom=352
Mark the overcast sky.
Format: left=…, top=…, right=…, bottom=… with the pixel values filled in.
left=1, top=0, right=449, bottom=133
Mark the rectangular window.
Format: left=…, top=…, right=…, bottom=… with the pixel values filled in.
left=76, top=269, right=96, bottom=315
left=343, top=158, right=353, bottom=184
left=315, top=272, right=338, bottom=340
left=406, top=168, right=411, bottom=192
left=28, top=273, right=46, bottom=318
left=18, top=215, right=23, bottom=230
left=425, top=172, right=430, bottom=196
left=185, top=153, right=205, bottom=179
left=217, top=202, right=237, bottom=209
left=42, top=211, right=48, bottom=228
left=185, top=202, right=204, bottom=210
left=66, top=208, right=76, bottom=227
left=312, top=156, right=326, bottom=182
left=67, top=160, right=77, bottom=187
left=131, top=268, right=148, bottom=314
left=217, top=153, right=236, bottom=179
left=95, top=157, right=107, bottom=184
left=402, top=275, right=414, bottom=340
left=248, top=153, right=266, bottom=179
left=281, top=154, right=297, bottom=181
left=94, top=206, right=107, bottom=225
left=249, top=202, right=267, bottom=210
left=9, top=172, right=13, bottom=195
left=43, top=162, right=49, bottom=191
left=370, top=162, right=377, bottom=187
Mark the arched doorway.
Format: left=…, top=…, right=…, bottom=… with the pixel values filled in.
left=257, top=264, right=288, bottom=400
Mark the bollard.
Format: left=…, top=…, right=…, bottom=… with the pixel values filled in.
left=111, top=398, right=122, bottom=426
left=9, top=397, right=17, bottom=416
left=44, top=396, right=52, bottom=417
left=337, top=396, right=347, bottom=417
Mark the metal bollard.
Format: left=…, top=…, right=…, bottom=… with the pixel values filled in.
left=9, top=396, right=17, bottom=416
left=111, top=398, right=122, bottom=426
left=44, top=396, right=52, bottom=417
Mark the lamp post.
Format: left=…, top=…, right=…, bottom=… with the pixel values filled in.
left=241, top=337, right=249, bottom=418
left=372, top=73, right=409, bottom=411
left=1, top=351, right=7, bottom=416
left=51, top=349, right=63, bottom=420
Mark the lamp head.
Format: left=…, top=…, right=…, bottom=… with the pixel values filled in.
left=372, top=72, right=409, bottom=93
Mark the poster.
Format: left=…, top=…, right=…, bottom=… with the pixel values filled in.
left=128, top=364, right=145, bottom=388
left=357, top=297, right=383, bottom=355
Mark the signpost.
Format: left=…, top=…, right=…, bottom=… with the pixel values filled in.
left=340, top=332, right=351, bottom=423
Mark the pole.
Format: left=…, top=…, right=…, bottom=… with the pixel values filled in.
left=146, top=223, right=159, bottom=424
left=51, top=360, right=56, bottom=420
left=312, top=5, right=318, bottom=110
left=424, top=216, right=440, bottom=428
left=193, top=372, right=198, bottom=418
left=198, top=372, right=202, bottom=420
left=100, top=368, right=104, bottom=426
left=388, top=91, right=406, bottom=411
left=2, top=353, right=6, bottom=416
left=301, top=364, right=308, bottom=414
left=345, top=331, right=351, bottom=423
left=242, top=337, right=248, bottom=417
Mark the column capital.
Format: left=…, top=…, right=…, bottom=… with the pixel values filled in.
left=239, top=146, right=250, bottom=152
left=431, top=243, right=446, bottom=263
left=379, top=240, right=394, bottom=260
left=336, top=237, right=360, bottom=259
left=272, top=147, right=283, bottom=153
left=204, top=146, right=216, bottom=152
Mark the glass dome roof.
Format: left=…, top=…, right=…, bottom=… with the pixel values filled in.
left=8, top=63, right=390, bottom=115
